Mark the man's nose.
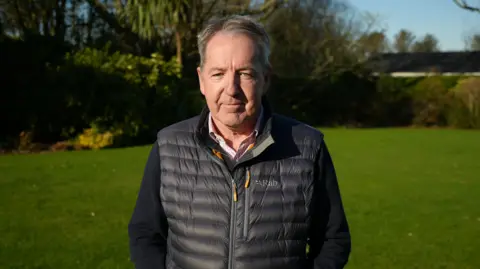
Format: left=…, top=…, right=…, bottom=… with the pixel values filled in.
left=224, top=73, right=241, bottom=96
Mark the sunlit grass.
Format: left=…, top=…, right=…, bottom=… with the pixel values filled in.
left=1, top=128, right=479, bottom=269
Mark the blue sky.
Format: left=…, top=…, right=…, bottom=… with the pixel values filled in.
left=348, top=0, right=480, bottom=51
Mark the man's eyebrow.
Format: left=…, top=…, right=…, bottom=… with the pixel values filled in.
left=207, top=66, right=257, bottom=73
left=236, top=66, right=256, bottom=72
left=208, top=67, right=227, bottom=73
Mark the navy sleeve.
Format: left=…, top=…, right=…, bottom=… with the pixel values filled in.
left=309, top=140, right=351, bottom=269
left=128, top=142, right=168, bottom=269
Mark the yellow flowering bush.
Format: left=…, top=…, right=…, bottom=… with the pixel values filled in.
left=75, top=125, right=123, bottom=150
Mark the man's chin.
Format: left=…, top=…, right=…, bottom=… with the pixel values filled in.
left=220, top=115, right=247, bottom=129
left=223, top=121, right=244, bottom=129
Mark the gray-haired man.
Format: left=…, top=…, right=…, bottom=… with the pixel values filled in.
left=128, top=15, right=351, bottom=269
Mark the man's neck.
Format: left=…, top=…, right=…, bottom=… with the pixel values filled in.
left=210, top=107, right=263, bottom=150
left=213, top=118, right=255, bottom=147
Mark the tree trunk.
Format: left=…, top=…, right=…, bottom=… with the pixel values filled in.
left=175, top=31, right=183, bottom=67
left=54, top=0, right=67, bottom=41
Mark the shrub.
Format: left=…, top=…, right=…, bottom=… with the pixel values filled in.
left=64, top=44, right=181, bottom=89
left=447, top=77, right=480, bottom=129
left=0, top=36, right=71, bottom=148
left=410, top=76, right=455, bottom=127
left=369, top=76, right=418, bottom=127
left=18, top=131, right=34, bottom=151
left=53, top=45, right=183, bottom=146
left=72, top=124, right=123, bottom=150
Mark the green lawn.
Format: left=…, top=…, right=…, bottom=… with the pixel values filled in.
left=1, top=129, right=479, bottom=269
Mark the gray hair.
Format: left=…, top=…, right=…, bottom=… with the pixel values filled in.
left=197, top=15, right=271, bottom=71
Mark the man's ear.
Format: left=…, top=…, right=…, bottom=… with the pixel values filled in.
left=197, top=66, right=205, bottom=96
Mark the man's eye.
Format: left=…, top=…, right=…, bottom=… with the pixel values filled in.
left=240, top=72, right=254, bottom=78
left=212, top=73, right=224, bottom=77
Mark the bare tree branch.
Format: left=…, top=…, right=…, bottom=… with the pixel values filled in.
left=453, top=0, right=480, bottom=13
left=199, top=0, right=220, bottom=26
left=84, top=0, right=142, bottom=53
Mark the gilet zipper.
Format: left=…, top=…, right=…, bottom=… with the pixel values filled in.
left=243, top=167, right=251, bottom=239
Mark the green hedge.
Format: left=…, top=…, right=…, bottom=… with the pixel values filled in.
left=447, top=77, right=480, bottom=129
left=268, top=74, right=480, bottom=129
left=2, top=37, right=480, bottom=150
left=54, top=45, right=183, bottom=147
left=1, top=39, right=201, bottom=150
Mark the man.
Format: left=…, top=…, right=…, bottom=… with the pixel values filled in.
left=128, top=15, right=351, bottom=269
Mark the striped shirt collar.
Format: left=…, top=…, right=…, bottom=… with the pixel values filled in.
left=208, top=106, right=264, bottom=159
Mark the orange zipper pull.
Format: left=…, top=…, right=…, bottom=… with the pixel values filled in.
left=245, top=169, right=251, bottom=189
left=233, top=183, right=238, bottom=202
left=212, top=149, right=223, bottom=160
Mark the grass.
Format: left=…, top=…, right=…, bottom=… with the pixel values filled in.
left=1, top=128, right=479, bottom=269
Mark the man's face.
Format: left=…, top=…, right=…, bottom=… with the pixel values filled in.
left=197, top=32, right=268, bottom=129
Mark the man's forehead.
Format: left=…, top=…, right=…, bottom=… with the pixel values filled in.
left=205, top=33, right=258, bottom=56
left=200, top=31, right=266, bottom=73
left=204, top=61, right=262, bottom=73
left=203, top=50, right=261, bottom=72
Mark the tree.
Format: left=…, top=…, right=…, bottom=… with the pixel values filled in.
left=453, top=0, right=480, bottom=12
left=393, top=29, right=415, bottom=53
left=355, top=31, right=390, bottom=58
left=465, top=33, right=480, bottom=50
left=122, top=0, right=285, bottom=67
left=266, top=0, right=373, bottom=78
left=123, top=0, right=189, bottom=66
left=412, top=33, right=440, bottom=52
left=0, top=0, right=68, bottom=40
